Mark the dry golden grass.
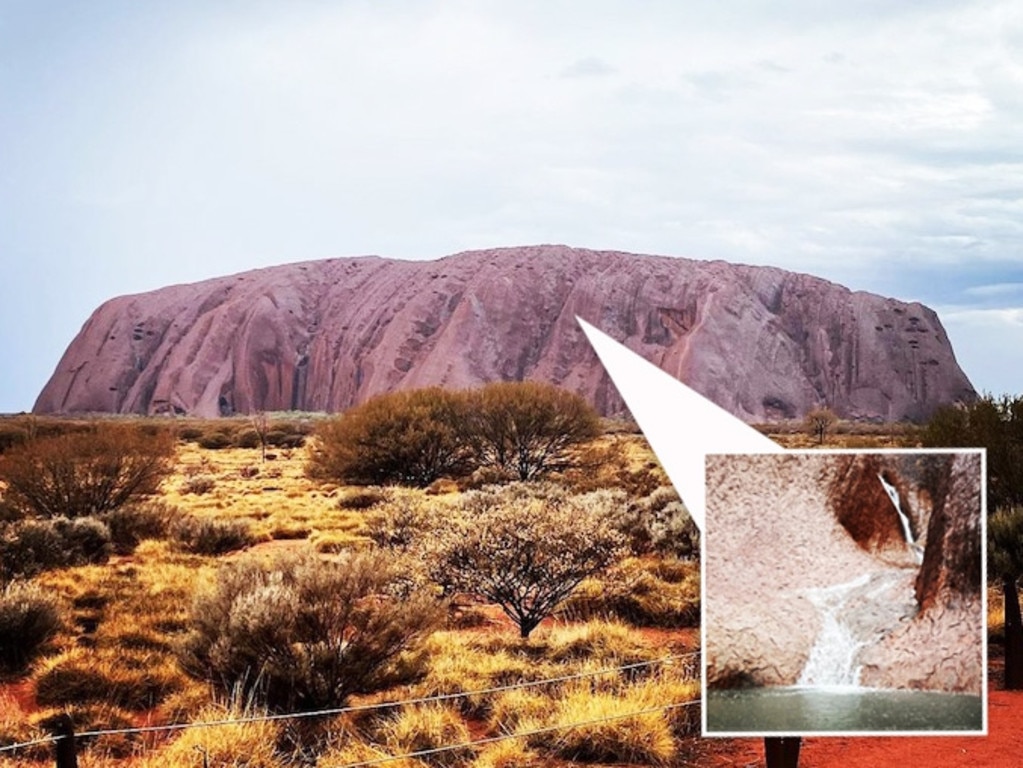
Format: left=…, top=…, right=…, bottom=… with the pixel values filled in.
left=135, top=703, right=285, bottom=768
left=377, top=704, right=473, bottom=767
left=0, top=429, right=705, bottom=768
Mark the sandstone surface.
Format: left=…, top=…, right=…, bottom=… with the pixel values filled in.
left=33, top=245, right=975, bottom=419
left=706, top=452, right=982, bottom=694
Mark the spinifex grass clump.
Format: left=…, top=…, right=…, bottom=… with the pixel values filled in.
left=0, top=580, right=63, bottom=673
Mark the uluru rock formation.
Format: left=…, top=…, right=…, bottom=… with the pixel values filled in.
left=33, top=245, right=975, bottom=420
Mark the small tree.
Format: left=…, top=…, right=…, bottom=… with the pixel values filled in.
left=431, top=485, right=625, bottom=638
left=466, top=381, right=601, bottom=480
left=307, top=389, right=473, bottom=487
left=0, top=424, right=174, bottom=519
left=921, top=395, right=1023, bottom=511
left=251, top=412, right=271, bottom=462
left=989, top=507, right=1023, bottom=690
left=804, top=407, right=838, bottom=445
left=922, top=394, right=1023, bottom=689
left=179, top=548, right=443, bottom=712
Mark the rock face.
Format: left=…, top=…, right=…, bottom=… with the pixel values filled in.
left=706, top=452, right=982, bottom=694
left=33, top=245, right=975, bottom=419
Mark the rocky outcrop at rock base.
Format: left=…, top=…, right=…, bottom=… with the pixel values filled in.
left=706, top=451, right=982, bottom=694
left=34, top=245, right=975, bottom=420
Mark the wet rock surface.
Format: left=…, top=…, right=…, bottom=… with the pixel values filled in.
left=706, top=452, right=982, bottom=694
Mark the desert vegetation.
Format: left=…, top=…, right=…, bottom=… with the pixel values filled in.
left=0, top=403, right=704, bottom=767
left=2, top=398, right=1013, bottom=765
left=919, top=393, right=1023, bottom=689
left=307, top=382, right=600, bottom=487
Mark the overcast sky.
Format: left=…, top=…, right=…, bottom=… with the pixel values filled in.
left=2, top=1, right=1022, bottom=413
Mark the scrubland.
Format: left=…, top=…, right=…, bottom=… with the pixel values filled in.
left=0, top=412, right=968, bottom=767
left=0, top=417, right=710, bottom=768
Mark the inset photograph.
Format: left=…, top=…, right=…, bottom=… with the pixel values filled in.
left=703, top=450, right=985, bottom=736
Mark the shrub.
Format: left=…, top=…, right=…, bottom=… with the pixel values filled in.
left=180, top=474, right=216, bottom=495
left=176, top=425, right=205, bottom=442
left=0, top=423, right=29, bottom=455
left=101, top=501, right=175, bottom=554
left=235, top=428, right=262, bottom=449
left=337, top=486, right=391, bottom=510
left=171, top=516, right=256, bottom=555
left=0, top=520, right=64, bottom=579
left=308, top=389, right=474, bottom=487
left=613, top=485, right=700, bottom=558
left=921, top=394, right=1023, bottom=511
left=0, top=517, right=112, bottom=579
left=0, top=423, right=174, bottom=519
left=0, top=581, right=63, bottom=672
left=197, top=431, right=233, bottom=450
left=366, top=497, right=435, bottom=551
left=429, top=485, right=625, bottom=637
left=55, top=516, right=112, bottom=564
left=266, top=430, right=305, bottom=448
left=179, top=548, right=444, bottom=712
left=466, top=381, right=601, bottom=480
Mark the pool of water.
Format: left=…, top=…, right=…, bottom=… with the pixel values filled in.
left=706, top=686, right=984, bottom=734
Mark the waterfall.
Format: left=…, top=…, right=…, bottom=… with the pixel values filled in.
left=878, top=474, right=923, bottom=564
left=797, top=573, right=872, bottom=687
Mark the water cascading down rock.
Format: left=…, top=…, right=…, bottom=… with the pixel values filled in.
left=705, top=452, right=982, bottom=695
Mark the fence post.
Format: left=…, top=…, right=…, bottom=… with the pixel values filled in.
left=764, top=736, right=800, bottom=768
left=48, top=713, right=77, bottom=768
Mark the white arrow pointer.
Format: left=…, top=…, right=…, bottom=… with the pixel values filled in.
left=577, top=317, right=782, bottom=532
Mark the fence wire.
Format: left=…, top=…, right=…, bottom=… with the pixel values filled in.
left=0, top=651, right=700, bottom=756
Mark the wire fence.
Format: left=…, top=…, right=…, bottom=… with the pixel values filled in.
left=0, top=650, right=702, bottom=761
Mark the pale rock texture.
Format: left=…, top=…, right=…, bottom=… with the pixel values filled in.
left=33, top=245, right=975, bottom=419
left=706, top=452, right=982, bottom=694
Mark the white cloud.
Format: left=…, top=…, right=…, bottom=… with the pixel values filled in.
left=4, top=0, right=1023, bottom=410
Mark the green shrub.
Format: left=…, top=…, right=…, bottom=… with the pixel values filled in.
left=0, top=581, right=63, bottom=672
left=308, top=383, right=601, bottom=487
left=171, top=516, right=256, bottom=555
left=308, top=389, right=474, bottom=487
left=465, top=381, right=601, bottom=480
left=234, top=428, right=262, bottom=449
left=196, top=431, right=232, bottom=450
left=179, top=548, right=444, bottom=712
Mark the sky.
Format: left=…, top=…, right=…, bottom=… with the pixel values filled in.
left=2, top=1, right=1022, bottom=414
